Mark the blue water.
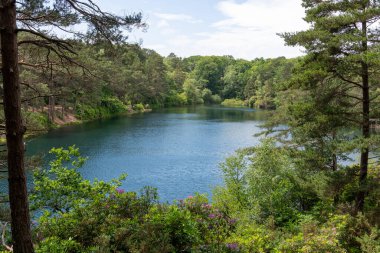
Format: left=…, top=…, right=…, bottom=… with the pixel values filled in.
left=25, top=106, right=269, bottom=202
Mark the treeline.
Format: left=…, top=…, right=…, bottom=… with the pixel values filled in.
left=18, top=40, right=297, bottom=130
left=2, top=0, right=380, bottom=252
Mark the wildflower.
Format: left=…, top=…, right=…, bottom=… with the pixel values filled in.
left=228, top=218, right=237, bottom=225
left=226, top=243, right=239, bottom=250
left=116, top=188, right=125, bottom=194
left=202, top=203, right=212, bottom=209
left=187, top=195, right=193, bottom=199
left=208, top=213, right=216, bottom=219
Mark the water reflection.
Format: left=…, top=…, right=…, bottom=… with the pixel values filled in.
left=22, top=106, right=268, bottom=202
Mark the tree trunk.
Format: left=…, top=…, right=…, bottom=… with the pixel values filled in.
left=48, top=94, right=55, bottom=123
left=61, top=99, right=65, bottom=118
left=356, top=19, right=370, bottom=213
left=0, top=0, right=35, bottom=252
left=332, top=131, right=337, bottom=171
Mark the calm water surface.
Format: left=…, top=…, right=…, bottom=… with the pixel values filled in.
left=26, top=106, right=269, bottom=202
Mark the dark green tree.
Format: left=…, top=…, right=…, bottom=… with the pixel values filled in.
left=0, top=1, right=144, bottom=251
left=281, top=0, right=380, bottom=212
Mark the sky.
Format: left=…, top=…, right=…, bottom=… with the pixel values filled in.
left=94, top=0, right=309, bottom=60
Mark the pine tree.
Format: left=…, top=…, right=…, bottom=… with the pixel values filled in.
left=281, top=0, right=380, bottom=212
left=0, top=1, right=144, bottom=252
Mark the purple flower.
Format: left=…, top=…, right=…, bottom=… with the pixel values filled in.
left=208, top=213, right=216, bottom=219
left=226, top=243, right=239, bottom=250
left=116, top=188, right=125, bottom=194
left=202, top=204, right=212, bottom=209
left=229, top=218, right=237, bottom=225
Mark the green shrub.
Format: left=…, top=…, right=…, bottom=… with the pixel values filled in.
left=76, top=96, right=127, bottom=120
left=31, top=147, right=236, bottom=252
left=211, top=94, right=222, bottom=104
left=214, top=139, right=306, bottom=226
left=36, top=237, right=84, bottom=253
left=226, top=223, right=275, bottom=253
left=276, top=215, right=348, bottom=253
left=133, top=103, right=145, bottom=111
left=357, top=227, right=380, bottom=253
left=24, top=111, right=49, bottom=130
left=248, top=96, right=255, bottom=108
left=221, top=99, right=246, bottom=107
left=100, top=96, right=127, bottom=114
left=202, top=88, right=213, bottom=104
left=165, top=91, right=188, bottom=106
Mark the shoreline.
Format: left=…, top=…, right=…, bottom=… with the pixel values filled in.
left=22, top=107, right=153, bottom=141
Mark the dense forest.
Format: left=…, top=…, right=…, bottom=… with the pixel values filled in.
left=0, top=0, right=380, bottom=253
left=15, top=41, right=297, bottom=133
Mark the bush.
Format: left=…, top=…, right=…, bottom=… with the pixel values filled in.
left=165, top=92, right=188, bottom=106
left=357, top=227, right=380, bottom=253
left=276, top=215, right=348, bottom=253
left=133, top=103, right=145, bottom=111
left=31, top=147, right=237, bottom=252
left=221, top=99, right=246, bottom=107
left=100, top=96, right=127, bottom=114
left=76, top=96, right=127, bottom=120
left=214, top=139, right=306, bottom=226
left=24, top=111, right=49, bottom=130
left=31, top=145, right=379, bottom=253
left=248, top=96, right=255, bottom=108
left=202, top=88, right=213, bottom=104
left=211, top=94, right=222, bottom=104
left=36, top=237, right=83, bottom=253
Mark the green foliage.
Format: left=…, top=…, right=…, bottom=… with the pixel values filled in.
left=31, top=147, right=237, bottom=252
left=164, top=91, right=188, bottom=106
left=24, top=111, right=49, bottom=131
left=221, top=99, right=246, bottom=107
left=36, top=237, right=83, bottom=253
left=279, top=0, right=380, bottom=214
left=31, top=146, right=124, bottom=213
left=226, top=223, right=273, bottom=253
left=16, top=41, right=298, bottom=134
left=75, top=96, right=127, bottom=120
left=100, top=97, right=127, bottom=114
left=214, top=140, right=309, bottom=226
left=29, top=143, right=380, bottom=252
left=277, top=215, right=348, bottom=253
left=211, top=94, right=222, bottom=104
left=133, top=103, right=145, bottom=112
left=357, top=227, right=380, bottom=253
left=201, top=88, right=213, bottom=104
left=183, top=78, right=204, bottom=105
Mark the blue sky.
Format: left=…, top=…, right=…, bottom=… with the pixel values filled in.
left=94, top=0, right=308, bottom=59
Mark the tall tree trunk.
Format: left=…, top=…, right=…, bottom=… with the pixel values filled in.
left=332, top=131, right=337, bottom=172
left=0, top=0, right=35, bottom=252
left=356, top=19, right=370, bottom=213
left=48, top=94, right=55, bottom=123
left=61, top=99, right=65, bottom=119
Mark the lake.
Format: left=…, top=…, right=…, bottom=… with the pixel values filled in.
left=25, top=106, right=269, bottom=202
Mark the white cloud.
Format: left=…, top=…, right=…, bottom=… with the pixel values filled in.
left=186, top=0, right=308, bottom=59
left=157, top=19, right=170, bottom=28
left=214, top=0, right=306, bottom=33
left=154, top=12, right=202, bottom=24
left=140, top=0, right=309, bottom=59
